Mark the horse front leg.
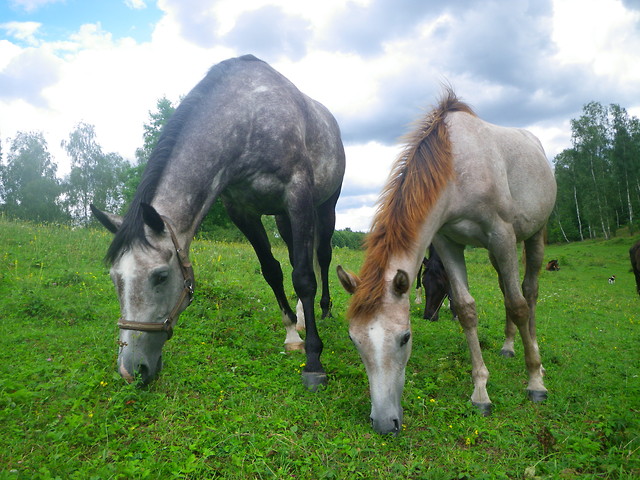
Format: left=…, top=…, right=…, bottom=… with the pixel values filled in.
left=433, top=238, right=492, bottom=414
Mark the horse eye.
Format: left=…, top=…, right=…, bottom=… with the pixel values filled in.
left=152, top=271, right=169, bottom=287
left=400, top=331, right=411, bottom=347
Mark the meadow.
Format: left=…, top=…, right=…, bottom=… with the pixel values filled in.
left=0, top=217, right=638, bottom=479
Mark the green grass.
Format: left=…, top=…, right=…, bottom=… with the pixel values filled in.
left=0, top=218, right=638, bottom=479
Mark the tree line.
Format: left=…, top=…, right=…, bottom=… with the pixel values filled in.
left=550, top=101, right=640, bottom=243
left=0, top=98, right=366, bottom=248
left=5, top=97, right=635, bottom=246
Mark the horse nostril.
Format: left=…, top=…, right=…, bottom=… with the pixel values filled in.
left=393, top=419, right=400, bottom=434
left=136, top=364, right=150, bottom=385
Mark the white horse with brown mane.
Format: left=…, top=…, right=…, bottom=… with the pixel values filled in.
left=337, top=88, right=556, bottom=435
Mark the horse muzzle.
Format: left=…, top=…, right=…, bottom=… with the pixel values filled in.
left=370, top=409, right=403, bottom=436
left=119, top=352, right=163, bottom=385
left=118, top=330, right=165, bottom=385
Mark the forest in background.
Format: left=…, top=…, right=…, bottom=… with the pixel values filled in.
left=1, top=97, right=639, bottom=245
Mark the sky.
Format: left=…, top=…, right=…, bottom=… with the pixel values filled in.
left=2, top=0, right=640, bottom=231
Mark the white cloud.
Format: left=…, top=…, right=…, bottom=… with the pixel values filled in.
left=342, top=141, right=398, bottom=191
left=2, top=0, right=640, bottom=231
left=336, top=204, right=377, bottom=232
left=0, top=47, right=61, bottom=107
left=125, top=0, right=147, bottom=9
left=0, top=21, right=42, bottom=46
left=9, top=0, right=63, bottom=13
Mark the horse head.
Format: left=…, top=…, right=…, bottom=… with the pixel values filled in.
left=337, top=265, right=412, bottom=435
left=422, top=249, right=451, bottom=321
left=91, top=203, right=194, bottom=385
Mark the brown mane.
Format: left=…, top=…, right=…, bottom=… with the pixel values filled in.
left=348, top=88, right=476, bottom=320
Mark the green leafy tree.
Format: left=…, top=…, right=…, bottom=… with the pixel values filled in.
left=551, top=148, right=584, bottom=242
left=552, top=101, right=640, bottom=242
left=0, top=131, right=66, bottom=222
left=136, top=96, right=177, bottom=165
left=569, top=101, right=614, bottom=239
left=120, top=97, right=178, bottom=206
left=609, top=104, right=640, bottom=234
left=62, top=122, right=129, bottom=224
left=331, top=228, right=366, bottom=249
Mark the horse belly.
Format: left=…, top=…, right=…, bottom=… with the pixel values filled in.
left=223, top=178, right=288, bottom=215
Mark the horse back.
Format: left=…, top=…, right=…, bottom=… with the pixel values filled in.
left=157, top=56, right=345, bottom=214
left=441, top=111, right=556, bottom=241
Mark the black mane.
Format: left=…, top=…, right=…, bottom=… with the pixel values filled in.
left=105, top=55, right=263, bottom=264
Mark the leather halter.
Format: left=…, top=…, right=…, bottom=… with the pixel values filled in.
left=117, top=217, right=194, bottom=340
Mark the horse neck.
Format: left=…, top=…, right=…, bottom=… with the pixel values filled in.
left=151, top=157, right=228, bottom=247
left=400, top=192, right=450, bottom=283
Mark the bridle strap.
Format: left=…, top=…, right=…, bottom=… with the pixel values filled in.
left=117, top=216, right=194, bottom=340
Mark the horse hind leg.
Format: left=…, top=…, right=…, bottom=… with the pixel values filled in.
left=226, top=205, right=304, bottom=353
left=285, top=187, right=328, bottom=391
left=316, top=189, right=340, bottom=319
left=523, top=230, right=547, bottom=382
left=489, top=252, right=517, bottom=358
left=491, top=229, right=547, bottom=403
left=276, top=215, right=306, bottom=332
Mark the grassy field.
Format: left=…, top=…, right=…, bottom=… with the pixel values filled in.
left=0, top=217, right=638, bottom=479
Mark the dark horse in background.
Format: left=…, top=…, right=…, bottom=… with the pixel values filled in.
left=630, top=240, right=640, bottom=295
left=545, top=259, right=560, bottom=271
left=416, top=245, right=455, bottom=321
left=91, top=55, right=345, bottom=390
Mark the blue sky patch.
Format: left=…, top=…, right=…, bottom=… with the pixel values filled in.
left=0, top=0, right=163, bottom=44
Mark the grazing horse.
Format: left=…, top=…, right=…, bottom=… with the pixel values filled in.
left=337, top=88, right=556, bottom=435
left=545, top=259, right=560, bottom=271
left=630, top=240, right=640, bottom=296
left=92, top=55, right=345, bottom=390
left=417, top=245, right=454, bottom=321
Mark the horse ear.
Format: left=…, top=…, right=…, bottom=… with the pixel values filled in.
left=90, top=204, right=122, bottom=234
left=337, top=265, right=359, bottom=295
left=140, top=203, right=165, bottom=234
left=392, top=269, right=410, bottom=297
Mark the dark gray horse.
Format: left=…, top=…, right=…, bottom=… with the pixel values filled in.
left=92, top=55, right=345, bottom=390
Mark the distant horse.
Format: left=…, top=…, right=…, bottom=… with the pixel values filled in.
left=416, top=244, right=454, bottom=321
left=630, top=240, right=640, bottom=296
left=92, top=55, right=345, bottom=390
left=337, top=88, right=556, bottom=435
left=545, top=259, right=559, bottom=271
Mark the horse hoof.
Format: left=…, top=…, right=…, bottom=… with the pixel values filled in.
left=301, top=372, right=328, bottom=392
left=499, top=349, right=515, bottom=358
left=527, top=389, right=547, bottom=403
left=472, top=402, right=493, bottom=416
left=285, top=342, right=305, bottom=353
